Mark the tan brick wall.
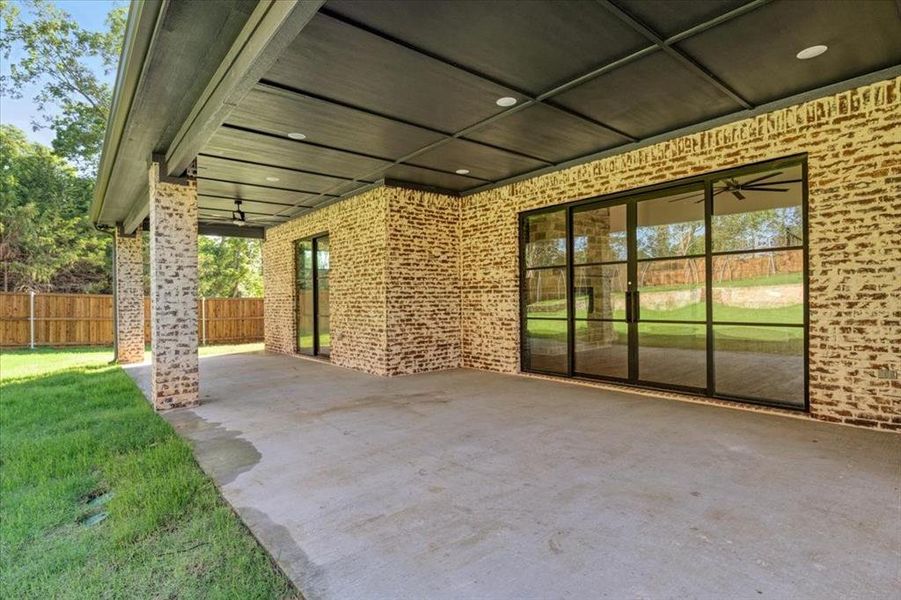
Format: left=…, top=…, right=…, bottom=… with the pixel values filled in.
left=114, top=229, right=145, bottom=364
left=262, top=77, right=900, bottom=430
left=263, top=187, right=389, bottom=374
left=385, top=187, right=461, bottom=375
left=149, top=163, right=199, bottom=410
left=460, top=77, right=901, bottom=430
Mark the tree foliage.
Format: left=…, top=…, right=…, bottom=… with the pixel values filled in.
left=198, top=236, right=263, bottom=298
left=0, top=125, right=108, bottom=292
left=0, top=1, right=263, bottom=298
left=0, top=0, right=126, bottom=172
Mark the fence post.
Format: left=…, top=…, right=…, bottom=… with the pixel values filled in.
left=201, top=296, right=207, bottom=346
left=29, top=290, right=35, bottom=350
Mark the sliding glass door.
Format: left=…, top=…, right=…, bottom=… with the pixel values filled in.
left=519, top=157, right=807, bottom=409
left=296, top=234, right=330, bottom=357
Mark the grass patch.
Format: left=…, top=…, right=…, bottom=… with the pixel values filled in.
left=0, top=346, right=295, bottom=599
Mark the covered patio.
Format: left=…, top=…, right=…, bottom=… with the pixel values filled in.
left=126, top=352, right=899, bottom=599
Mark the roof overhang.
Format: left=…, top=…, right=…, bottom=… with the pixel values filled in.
left=93, top=0, right=901, bottom=234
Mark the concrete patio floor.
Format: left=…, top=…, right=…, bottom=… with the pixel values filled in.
left=126, top=352, right=900, bottom=599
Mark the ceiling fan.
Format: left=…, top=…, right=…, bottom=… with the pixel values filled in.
left=671, top=171, right=802, bottom=203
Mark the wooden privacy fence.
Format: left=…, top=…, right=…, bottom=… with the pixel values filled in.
left=0, top=292, right=264, bottom=347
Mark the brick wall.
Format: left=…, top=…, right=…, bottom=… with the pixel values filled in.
left=460, top=77, right=901, bottom=430
left=264, top=187, right=390, bottom=374
left=262, top=77, right=900, bottom=430
left=385, top=187, right=461, bottom=375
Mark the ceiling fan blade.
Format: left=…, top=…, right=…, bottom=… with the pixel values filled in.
left=740, top=171, right=783, bottom=186
left=743, top=179, right=802, bottom=186
left=731, top=190, right=746, bottom=201
left=742, top=187, right=788, bottom=192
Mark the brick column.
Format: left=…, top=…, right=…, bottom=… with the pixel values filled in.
left=114, top=227, right=145, bottom=363
left=149, top=161, right=199, bottom=410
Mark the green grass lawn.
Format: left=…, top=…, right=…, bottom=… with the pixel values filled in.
left=0, top=344, right=295, bottom=599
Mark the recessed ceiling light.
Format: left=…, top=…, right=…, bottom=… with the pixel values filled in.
left=265, top=176, right=280, bottom=182
left=455, top=168, right=470, bottom=175
left=496, top=96, right=517, bottom=107
left=796, top=45, right=827, bottom=60
left=287, top=132, right=306, bottom=140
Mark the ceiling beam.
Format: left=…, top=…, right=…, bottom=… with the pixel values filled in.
left=198, top=153, right=373, bottom=183
left=198, top=222, right=266, bottom=239
left=165, top=0, right=325, bottom=177
left=122, top=182, right=150, bottom=234
left=197, top=175, right=342, bottom=197
left=596, top=0, right=753, bottom=110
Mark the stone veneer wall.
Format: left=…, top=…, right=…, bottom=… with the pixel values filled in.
left=460, top=77, right=901, bottom=430
left=385, top=188, right=461, bottom=375
left=114, top=229, right=145, bottom=364
left=149, top=163, right=199, bottom=410
left=263, top=187, right=389, bottom=374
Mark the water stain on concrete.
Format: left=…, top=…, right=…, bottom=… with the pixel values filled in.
left=164, top=410, right=261, bottom=485
left=236, top=506, right=326, bottom=600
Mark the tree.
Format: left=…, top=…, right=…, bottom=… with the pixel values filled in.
left=0, top=125, right=108, bottom=292
left=0, top=0, right=126, bottom=173
left=198, top=236, right=263, bottom=298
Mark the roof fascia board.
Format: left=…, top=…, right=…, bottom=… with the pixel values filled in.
left=90, top=0, right=166, bottom=223
left=164, top=0, right=326, bottom=178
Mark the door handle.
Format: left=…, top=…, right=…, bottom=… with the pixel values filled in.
left=625, top=291, right=633, bottom=323
left=633, top=291, right=640, bottom=322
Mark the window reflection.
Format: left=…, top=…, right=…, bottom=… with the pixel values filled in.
left=525, top=211, right=567, bottom=268
left=713, top=164, right=803, bottom=252
left=636, top=189, right=705, bottom=259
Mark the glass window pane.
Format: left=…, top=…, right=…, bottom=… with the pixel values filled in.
left=524, top=210, right=567, bottom=267
left=524, top=268, right=568, bottom=318
left=296, top=240, right=314, bottom=354
left=524, top=319, right=568, bottom=374
left=318, top=316, right=330, bottom=357
left=712, top=164, right=803, bottom=252
left=316, top=236, right=330, bottom=269
left=574, top=320, right=628, bottom=379
left=637, top=257, right=706, bottom=322
left=573, top=264, right=627, bottom=320
left=714, top=325, right=804, bottom=407
left=573, top=204, right=627, bottom=263
left=297, top=315, right=314, bottom=355
left=712, top=249, right=803, bottom=324
left=636, top=188, right=705, bottom=259
left=638, top=323, right=706, bottom=389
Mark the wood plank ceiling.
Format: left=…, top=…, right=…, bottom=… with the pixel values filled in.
left=195, top=0, right=901, bottom=228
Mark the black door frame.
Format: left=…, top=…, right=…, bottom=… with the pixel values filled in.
left=295, top=231, right=329, bottom=357
left=519, top=154, right=809, bottom=411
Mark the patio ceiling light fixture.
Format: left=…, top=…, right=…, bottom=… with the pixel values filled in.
left=287, top=132, right=306, bottom=140
left=455, top=168, right=470, bottom=175
left=495, top=96, right=517, bottom=107
left=265, top=176, right=280, bottom=182
left=231, top=199, right=246, bottom=226
left=796, top=45, right=828, bottom=60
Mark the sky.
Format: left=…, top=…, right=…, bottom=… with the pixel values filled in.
left=0, top=0, right=120, bottom=146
